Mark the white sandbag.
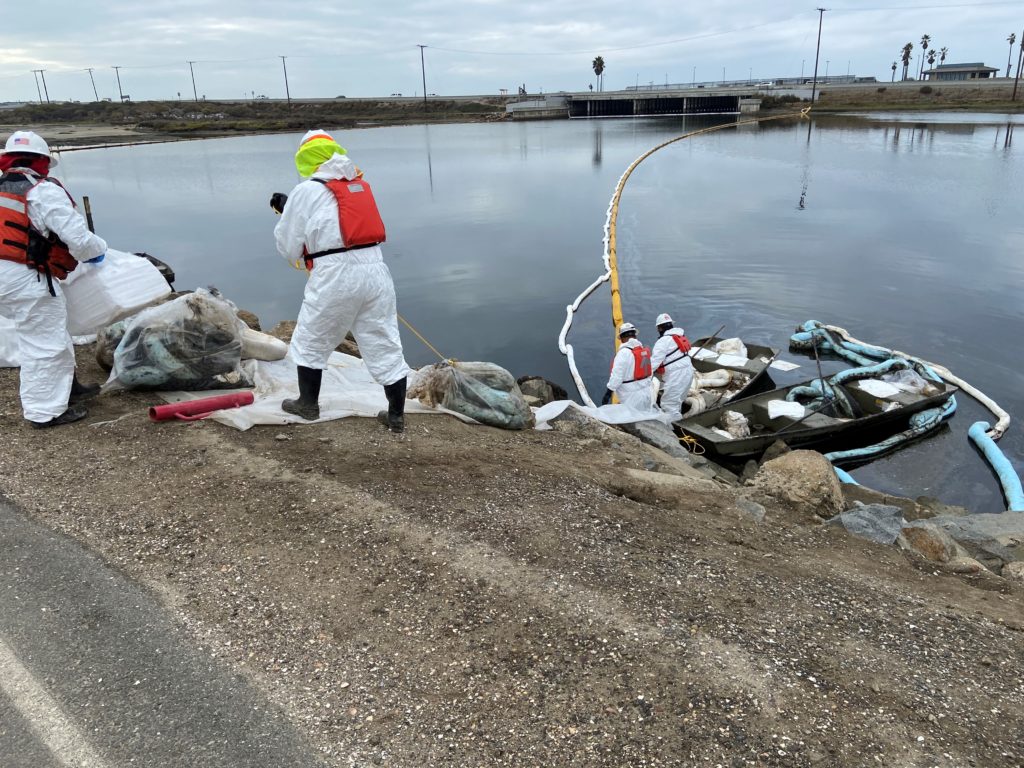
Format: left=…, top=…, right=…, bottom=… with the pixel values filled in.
left=714, top=337, right=748, bottom=359
left=240, top=326, right=287, bottom=362
left=63, top=249, right=171, bottom=336
left=0, top=315, right=18, bottom=368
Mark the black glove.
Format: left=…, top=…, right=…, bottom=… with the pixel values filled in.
left=601, top=389, right=613, bottom=406
left=270, top=192, right=288, bottom=214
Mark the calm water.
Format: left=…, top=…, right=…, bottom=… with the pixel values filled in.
left=56, top=112, right=1023, bottom=511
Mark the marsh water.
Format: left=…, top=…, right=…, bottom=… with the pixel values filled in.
left=57, top=111, right=1023, bottom=511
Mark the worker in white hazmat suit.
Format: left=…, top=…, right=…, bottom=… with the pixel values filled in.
left=601, top=322, right=655, bottom=412
left=272, top=129, right=411, bottom=432
left=0, top=131, right=107, bottom=428
left=650, top=312, right=694, bottom=420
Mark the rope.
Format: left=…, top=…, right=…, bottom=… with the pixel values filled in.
left=678, top=433, right=705, bottom=455
left=398, top=313, right=451, bottom=364
left=559, top=106, right=811, bottom=406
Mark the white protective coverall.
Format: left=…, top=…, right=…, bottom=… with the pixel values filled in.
left=274, top=154, right=411, bottom=387
left=650, top=327, right=695, bottom=419
left=0, top=172, right=107, bottom=422
left=606, top=338, right=656, bottom=412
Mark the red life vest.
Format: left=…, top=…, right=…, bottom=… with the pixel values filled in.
left=656, top=334, right=692, bottom=375
left=304, top=176, right=387, bottom=270
left=0, top=173, right=79, bottom=294
left=610, top=344, right=652, bottom=383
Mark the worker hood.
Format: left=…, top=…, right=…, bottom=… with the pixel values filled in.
left=295, top=129, right=347, bottom=178
left=309, top=152, right=360, bottom=182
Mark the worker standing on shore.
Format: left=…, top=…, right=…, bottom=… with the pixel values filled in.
left=650, top=312, right=694, bottom=420
left=601, top=322, right=654, bottom=411
left=0, top=131, right=107, bottom=428
left=271, top=129, right=411, bottom=432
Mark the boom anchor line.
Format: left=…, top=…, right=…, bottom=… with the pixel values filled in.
left=558, top=108, right=812, bottom=407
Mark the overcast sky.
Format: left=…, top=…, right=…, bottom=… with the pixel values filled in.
left=1, top=1, right=1020, bottom=102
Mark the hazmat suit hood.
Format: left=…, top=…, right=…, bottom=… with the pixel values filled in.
left=310, top=153, right=360, bottom=182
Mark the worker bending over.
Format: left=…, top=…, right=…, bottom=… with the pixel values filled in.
left=0, top=131, right=107, bottom=428
left=601, top=322, right=654, bottom=411
left=272, top=130, right=411, bottom=432
left=650, top=312, right=694, bottom=420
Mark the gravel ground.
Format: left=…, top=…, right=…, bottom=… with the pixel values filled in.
left=1, top=348, right=1022, bottom=767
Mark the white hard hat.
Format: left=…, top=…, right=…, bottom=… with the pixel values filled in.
left=618, top=322, right=637, bottom=335
left=655, top=313, right=673, bottom=326
left=3, top=131, right=57, bottom=167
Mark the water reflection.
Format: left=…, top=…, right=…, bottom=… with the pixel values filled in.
left=55, top=112, right=1021, bottom=510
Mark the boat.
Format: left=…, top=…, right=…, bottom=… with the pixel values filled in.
left=677, top=374, right=958, bottom=463
left=684, top=335, right=779, bottom=408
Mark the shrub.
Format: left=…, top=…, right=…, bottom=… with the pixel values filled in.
left=877, top=87, right=887, bottom=93
left=920, top=85, right=933, bottom=94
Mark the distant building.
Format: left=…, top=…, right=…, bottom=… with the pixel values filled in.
left=923, top=63, right=1000, bottom=81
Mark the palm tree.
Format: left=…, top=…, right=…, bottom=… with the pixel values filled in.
left=926, top=49, right=937, bottom=78
left=901, top=43, right=914, bottom=81
left=939, top=46, right=949, bottom=67
left=918, top=34, right=931, bottom=79
left=1008, top=33, right=1017, bottom=78
left=592, top=56, right=605, bottom=92
left=891, top=61, right=897, bottom=82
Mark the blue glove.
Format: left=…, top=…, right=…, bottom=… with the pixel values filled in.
left=85, top=253, right=105, bottom=264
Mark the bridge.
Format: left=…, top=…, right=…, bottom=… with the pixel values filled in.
left=507, top=86, right=768, bottom=120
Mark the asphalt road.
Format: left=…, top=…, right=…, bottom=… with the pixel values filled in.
left=0, top=498, right=325, bottom=768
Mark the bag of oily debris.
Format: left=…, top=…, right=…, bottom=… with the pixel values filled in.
left=108, top=288, right=251, bottom=391
left=719, top=410, right=750, bottom=438
left=408, top=360, right=535, bottom=430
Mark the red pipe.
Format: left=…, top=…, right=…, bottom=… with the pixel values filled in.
left=149, top=391, right=255, bottom=422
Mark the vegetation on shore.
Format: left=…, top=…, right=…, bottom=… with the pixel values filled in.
left=7, top=98, right=509, bottom=137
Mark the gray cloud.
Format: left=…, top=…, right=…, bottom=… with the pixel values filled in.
left=1, top=1, right=1020, bottom=102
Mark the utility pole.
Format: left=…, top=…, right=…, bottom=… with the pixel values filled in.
left=188, top=60, right=198, bottom=102
left=801, top=59, right=805, bottom=79
left=85, top=68, right=99, bottom=101
left=810, top=8, right=827, bottom=104
left=692, top=66, right=696, bottom=86
left=417, top=45, right=428, bottom=110
left=825, top=60, right=830, bottom=78
left=1014, top=26, right=1024, bottom=101
left=112, top=66, right=124, bottom=102
left=279, top=56, right=291, bottom=104
left=38, top=69, right=51, bottom=103
left=31, top=70, right=43, bottom=103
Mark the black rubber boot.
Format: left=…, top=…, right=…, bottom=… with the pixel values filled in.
left=376, top=377, right=407, bottom=433
left=30, top=404, right=88, bottom=429
left=69, top=373, right=100, bottom=404
left=281, top=366, right=323, bottom=421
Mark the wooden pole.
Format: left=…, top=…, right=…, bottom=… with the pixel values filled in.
left=82, top=196, right=95, bottom=233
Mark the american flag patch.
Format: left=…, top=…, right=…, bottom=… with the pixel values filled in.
left=12, top=137, right=30, bottom=145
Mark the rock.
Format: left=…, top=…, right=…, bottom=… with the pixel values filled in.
left=739, top=460, right=759, bottom=485
left=274, top=433, right=291, bottom=442
left=914, top=496, right=971, bottom=519
left=759, top=438, right=791, bottom=465
left=1003, top=561, right=1024, bottom=583
left=734, top=498, right=766, bottom=523
left=925, top=513, right=1024, bottom=569
left=749, top=450, right=844, bottom=521
left=235, top=309, right=261, bottom=331
left=613, top=468, right=717, bottom=507
left=841, top=484, right=949, bottom=522
left=269, top=321, right=296, bottom=343
left=945, top=557, right=984, bottom=575
left=523, top=395, right=544, bottom=407
left=336, top=332, right=361, bottom=359
left=828, top=504, right=904, bottom=545
left=516, top=376, right=568, bottom=405
left=899, top=521, right=962, bottom=563
left=619, top=419, right=691, bottom=461
left=548, top=405, right=614, bottom=441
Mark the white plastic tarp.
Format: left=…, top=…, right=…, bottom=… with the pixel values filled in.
left=533, top=399, right=673, bottom=430
left=855, top=378, right=902, bottom=399
left=159, top=351, right=471, bottom=431
left=63, top=249, right=170, bottom=336
left=768, top=399, right=805, bottom=420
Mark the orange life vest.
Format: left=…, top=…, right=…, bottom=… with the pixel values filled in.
left=656, top=334, right=692, bottom=375
left=304, top=176, right=387, bottom=270
left=611, top=345, right=652, bottom=383
left=0, top=172, right=79, bottom=295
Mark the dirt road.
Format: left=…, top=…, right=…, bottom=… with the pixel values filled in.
left=1, top=348, right=1022, bottom=767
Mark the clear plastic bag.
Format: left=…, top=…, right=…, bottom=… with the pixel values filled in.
left=109, top=288, right=247, bottom=391
left=719, top=410, right=750, bottom=438
left=881, top=368, right=939, bottom=396
left=408, top=361, right=535, bottom=430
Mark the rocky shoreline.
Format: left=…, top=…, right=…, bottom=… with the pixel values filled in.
left=1, top=325, right=1023, bottom=765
